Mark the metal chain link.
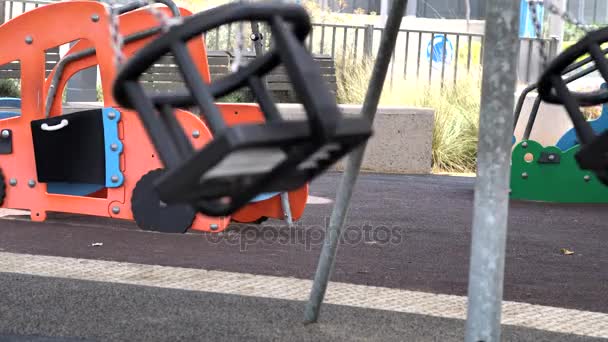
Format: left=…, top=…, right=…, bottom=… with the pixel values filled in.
left=232, top=20, right=245, bottom=72
left=545, top=1, right=590, bottom=33
left=529, top=0, right=590, bottom=70
left=230, top=0, right=248, bottom=73
left=143, top=0, right=183, bottom=33
left=529, top=0, right=548, bottom=69
left=103, top=0, right=126, bottom=68
left=102, top=0, right=184, bottom=70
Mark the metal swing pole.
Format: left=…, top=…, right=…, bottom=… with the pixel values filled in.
left=465, top=0, right=520, bottom=341
left=304, top=0, right=408, bottom=324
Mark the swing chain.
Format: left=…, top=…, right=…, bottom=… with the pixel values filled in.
left=230, top=0, right=247, bottom=73
left=231, top=21, right=245, bottom=72
left=102, top=0, right=183, bottom=69
left=104, top=0, right=126, bottom=67
left=529, top=0, right=590, bottom=70
left=143, top=0, right=183, bottom=33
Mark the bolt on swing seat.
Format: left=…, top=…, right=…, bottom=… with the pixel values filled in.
left=537, top=26, right=608, bottom=186
left=113, top=3, right=372, bottom=216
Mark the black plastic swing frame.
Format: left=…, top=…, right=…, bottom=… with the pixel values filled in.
left=113, top=3, right=372, bottom=216
left=537, top=26, right=608, bottom=184
left=513, top=44, right=608, bottom=141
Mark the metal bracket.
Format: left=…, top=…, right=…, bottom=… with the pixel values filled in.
left=0, top=129, right=13, bottom=154
left=538, top=151, right=561, bottom=164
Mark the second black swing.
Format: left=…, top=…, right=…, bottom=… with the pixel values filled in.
left=113, top=3, right=372, bottom=217
left=536, top=26, right=608, bottom=185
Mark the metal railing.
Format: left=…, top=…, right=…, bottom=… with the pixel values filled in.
left=204, top=21, right=556, bottom=86
left=0, top=0, right=53, bottom=24
left=2, top=0, right=555, bottom=87
left=203, top=21, right=486, bottom=86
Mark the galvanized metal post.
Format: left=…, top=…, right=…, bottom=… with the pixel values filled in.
left=304, top=0, right=408, bottom=324
left=465, top=0, right=520, bottom=341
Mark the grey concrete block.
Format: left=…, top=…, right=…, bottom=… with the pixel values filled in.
left=62, top=102, right=435, bottom=174
left=278, top=104, right=435, bottom=174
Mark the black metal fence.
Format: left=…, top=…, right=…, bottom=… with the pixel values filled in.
left=0, top=0, right=49, bottom=23
left=2, top=0, right=556, bottom=86
left=567, top=0, right=608, bottom=25
left=203, top=21, right=486, bottom=86
left=205, top=21, right=555, bottom=86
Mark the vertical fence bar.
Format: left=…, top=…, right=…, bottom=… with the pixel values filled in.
left=404, top=31, right=409, bottom=79
left=353, top=27, right=359, bottom=60
left=363, top=24, right=374, bottom=59
left=464, top=0, right=521, bottom=341
left=390, top=45, right=395, bottom=87
left=215, top=28, right=220, bottom=50
left=342, top=27, right=348, bottom=65
left=440, top=33, right=447, bottom=88
left=454, top=34, right=460, bottom=86
left=8, top=1, right=13, bottom=20
left=20, top=0, right=23, bottom=14
left=265, top=23, right=272, bottom=50
left=479, top=37, right=484, bottom=66
left=467, top=35, right=472, bottom=72
left=428, top=32, right=434, bottom=84
left=309, top=26, right=314, bottom=52
left=526, top=39, right=533, bottom=84
left=331, top=26, right=337, bottom=58
left=0, top=0, right=5, bottom=25
left=320, top=25, right=326, bottom=54
left=594, top=0, right=599, bottom=23
left=416, top=31, right=422, bottom=79
left=227, top=23, right=232, bottom=50
left=304, top=0, right=408, bottom=324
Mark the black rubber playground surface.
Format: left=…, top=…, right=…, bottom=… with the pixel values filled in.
left=0, top=172, right=607, bottom=314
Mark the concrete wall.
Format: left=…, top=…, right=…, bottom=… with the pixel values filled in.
left=278, top=104, right=435, bottom=174
left=62, top=102, right=435, bottom=174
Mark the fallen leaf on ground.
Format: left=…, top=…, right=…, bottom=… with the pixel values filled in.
left=560, top=248, right=574, bottom=255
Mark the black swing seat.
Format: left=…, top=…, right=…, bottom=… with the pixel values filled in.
left=155, top=118, right=370, bottom=216
left=112, top=3, right=372, bottom=216
left=537, top=26, right=608, bottom=185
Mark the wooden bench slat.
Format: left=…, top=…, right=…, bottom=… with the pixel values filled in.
left=142, top=84, right=188, bottom=95
left=268, top=83, right=337, bottom=92
left=263, top=74, right=337, bottom=84
left=0, top=70, right=53, bottom=78
left=141, top=74, right=185, bottom=82
left=0, top=49, right=336, bottom=103
left=0, top=62, right=58, bottom=71
left=210, top=67, right=336, bottom=81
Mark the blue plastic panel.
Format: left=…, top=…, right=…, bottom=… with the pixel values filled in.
left=103, top=108, right=124, bottom=188
left=556, top=84, right=608, bottom=151
left=250, top=192, right=280, bottom=203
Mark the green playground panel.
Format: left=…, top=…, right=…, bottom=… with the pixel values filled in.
left=510, top=140, right=608, bottom=203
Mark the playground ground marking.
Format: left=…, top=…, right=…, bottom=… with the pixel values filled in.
left=306, top=195, right=333, bottom=204
left=0, top=251, right=606, bottom=338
